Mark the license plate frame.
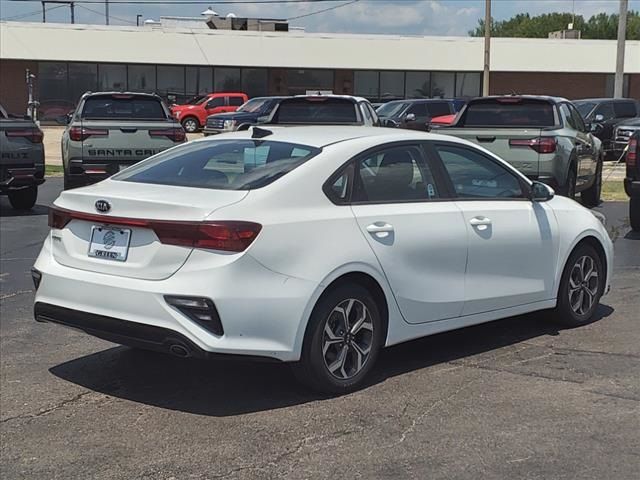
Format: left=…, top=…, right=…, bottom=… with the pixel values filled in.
left=88, top=226, right=132, bottom=262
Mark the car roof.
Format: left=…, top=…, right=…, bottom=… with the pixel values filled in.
left=289, top=94, right=370, bottom=103
left=574, top=98, right=638, bottom=103
left=473, top=95, right=569, bottom=104
left=82, top=91, right=162, bottom=99
left=193, top=125, right=462, bottom=149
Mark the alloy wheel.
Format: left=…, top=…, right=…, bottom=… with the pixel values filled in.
left=322, top=298, right=374, bottom=380
left=183, top=119, right=197, bottom=133
left=568, top=255, right=599, bottom=316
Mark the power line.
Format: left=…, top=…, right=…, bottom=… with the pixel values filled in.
left=0, top=3, right=65, bottom=20
left=76, top=3, right=136, bottom=24
left=7, top=0, right=356, bottom=4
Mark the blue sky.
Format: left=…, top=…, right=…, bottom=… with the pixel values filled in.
left=1, top=0, right=639, bottom=35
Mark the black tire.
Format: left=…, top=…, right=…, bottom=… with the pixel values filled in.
left=552, top=243, right=604, bottom=327
left=292, top=284, right=384, bottom=395
left=181, top=117, right=199, bottom=133
left=630, top=196, right=640, bottom=232
left=7, top=185, right=37, bottom=210
left=581, top=156, right=602, bottom=207
left=560, top=163, right=577, bottom=199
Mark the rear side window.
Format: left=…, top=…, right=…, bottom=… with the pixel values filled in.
left=594, top=102, right=615, bottom=120
left=426, top=102, right=452, bottom=117
left=81, top=96, right=167, bottom=120
left=114, top=140, right=320, bottom=190
left=462, top=99, right=555, bottom=127
left=229, top=96, right=245, bottom=107
left=435, top=144, right=525, bottom=199
left=614, top=101, right=637, bottom=118
left=274, top=98, right=358, bottom=124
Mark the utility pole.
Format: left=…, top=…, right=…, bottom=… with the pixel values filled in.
left=614, top=0, right=628, bottom=98
left=105, top=0, right=110, bottom=25
left=70, top=2, right=75, bottom=24
left=483, top=0, right=491, bottom=96
left=41, top=1, right=46, bottom=22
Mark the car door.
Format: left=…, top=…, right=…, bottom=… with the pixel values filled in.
left=568, top=102, right=598, bottom=183
left=205, top=97, right=226, bottom=116
left=348, top=143, right=468, bottom=324
left=404, top=103, right=429, bottom=130
left=560, top=103, right=595, bottom=186
left=432, top=142, right=559, bottom=316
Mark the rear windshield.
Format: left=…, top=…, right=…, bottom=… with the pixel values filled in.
left=81, top=96, right=167, bottom=120
left=273, top=98, right=359, bottom=124
left=114, top=139, right=320, bottom=190
left=462, top=99, right=556, bottom=127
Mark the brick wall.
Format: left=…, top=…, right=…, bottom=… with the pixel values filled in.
left=628, top=74, right=640, bottom=100
left=489, top=72, right=611, bottom=99
left=0, top=59, right=38, bottom=115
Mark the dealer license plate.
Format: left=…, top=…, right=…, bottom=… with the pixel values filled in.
left=88, top=226, right=131, bottom=262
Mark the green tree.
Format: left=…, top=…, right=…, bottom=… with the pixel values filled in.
left=469, top=10, right=640, bottom=40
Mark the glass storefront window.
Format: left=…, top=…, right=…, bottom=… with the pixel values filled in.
left=39, top=62, right=71, bottom=121
left=405, top=72, right=430, bottom=98
left=186, top=66, right=213, bottom=96
left=455, top=72, right=481, bottom=97
left=68, top=63, right=97, bottom=104
left=157, top=65, right=185, bottom=100
left=286, top=69, right=333, bottom=95
left=354, top=71, right=379, bottom=99
left=379, top=71, right=405, bottom=100
left=128, top=64, right=156, bottom=93
left=215, top=68, right=241, bottom=92
left=242, top=68, right=268, bottom=97
left=431, top=72, right=455, bottom=98
left=98, top=64, right=126, bottom=91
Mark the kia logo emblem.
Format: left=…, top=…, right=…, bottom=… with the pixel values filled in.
left=95, top=200, right=111, bottom=213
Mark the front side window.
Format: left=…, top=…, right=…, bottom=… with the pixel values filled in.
left=114, top=140, right=320, bottom=190
left=237, top=98, right=269, bottom=113
left=595, top=102, right=615, bottom=120
left=353, top=146, right=439, bottom=203
left=206, top=97, right=225, bottom=109
left=560, top=104, right=577, bottom=129
left=435, top=144, right=525, bottom=199
left=407, top=103, right=428, bottom=118
left=568, top=104, right=587, bottom=132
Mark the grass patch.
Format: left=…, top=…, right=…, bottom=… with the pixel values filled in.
left=601, top=180, right=627, bottom=202
left=45, top=164, right=64, bottom=176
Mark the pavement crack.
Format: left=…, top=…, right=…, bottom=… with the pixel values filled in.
left=0, top=289, right=34, bottom=301
left=1, top=391, right=93, bottom=424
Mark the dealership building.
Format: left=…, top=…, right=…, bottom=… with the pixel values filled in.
left=0, top=19, right=639, bottom=120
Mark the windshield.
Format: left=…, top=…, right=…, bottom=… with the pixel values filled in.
left=376, top=102, right=409, bottom=117
left=574, top=102, right=596, bottom=118
left=462, top=99, right=556, bottom=127
left=237, top=98, right=269, bottom=113
left=274, top=98, right=359, bottom=124
left=81, top=96, right=167, bottom=120
left=114, top=139, right=321, bottom=190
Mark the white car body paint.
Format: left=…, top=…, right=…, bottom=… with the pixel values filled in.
left=34, top=126, right=614, bottom=362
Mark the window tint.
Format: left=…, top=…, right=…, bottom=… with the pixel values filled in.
left=568, top=104, right=587, bottom=132
left=81, top=95, right=166, bottom=120
left=407, top=103, right=428, bottom=117
left=229, top=96, right=245, bottom=107
left=560, top=104, right=576, bottom=129
left=115, top=140, right=320, bottom=190
left=206, top=97, right=225, bottom=109
left=426, top=102, right=452, bottom=117
left=595, top=102, right=615, bottom=120
left=575, top=102, right=596, bottom=119
left=274, top=98, right=358, bottom=124
left=353, top=146, right=439, bottom=203
left=462, top=99, right=555, bottom=127
left=436, top=144, right=525, bottom=199
left=614, top=101, right=637, bottom=118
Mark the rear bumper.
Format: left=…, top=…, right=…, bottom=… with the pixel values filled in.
left=33, top=237, right=318, bottom=362
left=624, top=178, right=640, bottom=198
left=0, top=166, right=45, bottom=193
left=65, top=159, right=138, bottom=188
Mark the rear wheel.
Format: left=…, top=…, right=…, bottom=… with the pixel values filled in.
left=552, top=243, right=604, bottom=327
left=581, top=156, right=602, bottom=207
left=630, top=197, right=640, bottom=231
left=293, top=284, right=383, bottom=394
left=8, top=185, right=37, bottom=210
left=181, top=117, right=199, bottom=133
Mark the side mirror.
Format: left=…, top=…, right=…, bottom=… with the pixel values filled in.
left=594, top=114, right=604, bottom=123
left=405, top=113, right=416, bottom=122
left=530, top=181, right=555, bottom=202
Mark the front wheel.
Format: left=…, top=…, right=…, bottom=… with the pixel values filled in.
left=293, top=284, right=383, bottom=394
left=181, top=117, right=199, bottom=133
left=630, top=196, right=640, bottom=231
left=552, top=243, right=604, bottom=327
left=7, top=185, right=37, bottom=210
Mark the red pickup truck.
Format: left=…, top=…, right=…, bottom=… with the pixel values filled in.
left=170, top=92, right=248, bottom=132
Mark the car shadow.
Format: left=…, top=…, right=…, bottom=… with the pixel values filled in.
left=50, top=305, right=614, bottom=417
left=0, top=201, right=49, bottom=217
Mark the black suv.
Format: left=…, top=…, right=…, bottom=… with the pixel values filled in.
left=264, top=95, right=380, bottom=126
left=377, top=99, right=456, bottom=130
left=203, top=96, right=288, bottom=136
left=574, top=98, right=640, bottom=158
left=625, top=130, right=639, bottom=231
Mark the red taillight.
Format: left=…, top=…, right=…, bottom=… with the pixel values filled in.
left=496, top=97, right=523, bottom=104
left=48, top=206, right=261, bottom=252
left=69, top=127, right=109, bottom=142
left=149, top=128, right=186, bottom=143
left=509, top=137, right=556, bottom=154
left=5, top=128, right=43, bottom=143
left=627, top=138, right=637, bottom=167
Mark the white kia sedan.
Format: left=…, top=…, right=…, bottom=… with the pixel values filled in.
left=33, top=126, right=613, bottom=393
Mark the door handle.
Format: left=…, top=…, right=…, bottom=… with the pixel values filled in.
left=366, top=223, right=394, bottom=238
left=469, top=216, right=492, bottom=230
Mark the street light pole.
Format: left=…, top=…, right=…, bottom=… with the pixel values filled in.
left=614, top=0, right=628, bottom=98
left=483, top=0, right=491, bottom=96
left=105, top=0, right=110, bottom=25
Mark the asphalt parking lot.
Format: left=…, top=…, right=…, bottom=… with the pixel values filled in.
left=1, top=179, right=639, bottom=480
